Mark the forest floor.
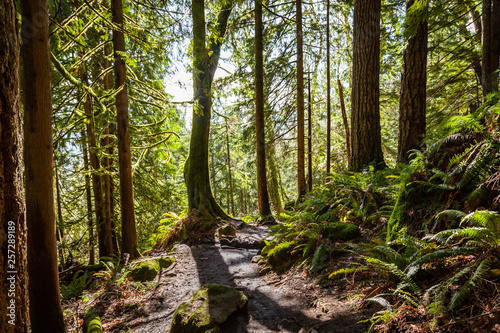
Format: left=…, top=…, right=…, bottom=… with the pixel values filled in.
left=63, top=221, right=371, bottom=332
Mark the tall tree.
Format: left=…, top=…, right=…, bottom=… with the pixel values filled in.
left=350, top=0, right=385, bottom=171
left=111, top=0, right=140, bottom=259
left=491, top=0, right=500, bottom=91
left=296, top=0, right=306, bottom=198
left=397, top=0, right=429, bottom=164
left=21, top=0, right=66, bottom=330
left=224, top=119, right=235, bottom=216
left=307, top=75, right=313, bottom=192
left=255, top=0, right=273, bottom=218
left=81, top=133, right=95, bottom=265
left=326, top=0, right=331, bottom=175
left=482, top=0, right=493, bottom=98
left=184, top=0, right=233, bottom=219
left=0, top=1, right=29, bottom=330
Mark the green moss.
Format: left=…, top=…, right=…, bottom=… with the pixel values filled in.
left=131, top=256, right=175, bottom=282
left=266, top=241, right=296, bottom=273
left=324, top=223, right=361, bottom=241
left=170, top=284, right=247, bottom=333
left=84, top=310, right=103, bottom=333
left=217, top=224, right=236, bottom=238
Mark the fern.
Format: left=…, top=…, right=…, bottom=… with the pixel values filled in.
left=406, top=247, right=478, bottom=277
left=364, top=256, right=420, bottom=294
left=449, top=258, right=493, bottom=311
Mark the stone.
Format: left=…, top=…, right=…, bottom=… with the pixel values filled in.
left=170, top=284, right=248, bottom=333
left=130, top=256, right=175, bottom=282
left=217, top=224, right=236, bottom=238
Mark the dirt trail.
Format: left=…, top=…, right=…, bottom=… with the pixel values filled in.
left=124, top=223, right=369, bottom=333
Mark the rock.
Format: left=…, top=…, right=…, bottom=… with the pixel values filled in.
left=324, top=222, right=361, bottom=241
left=251, top=255, right=264, bottom=263
left=130, top=256, right=175, bottom=282
left=217, top=224, right=236, bottom=238
left=219, top=237, right=265, bottom=250
left=170, top=284, right=248, bottom=333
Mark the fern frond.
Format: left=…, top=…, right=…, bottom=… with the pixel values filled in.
left=432, top=227, right=489, bottom=244
left=407, top=247, right=478, bottom=276
left=449, top=258, right=492, bottom=311
left=364, top=257, right=420, bottom=294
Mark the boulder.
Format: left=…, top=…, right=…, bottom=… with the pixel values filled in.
left=170, top=284, right=248, bottom=333
left=217, top=224, right=236, bottom=238
left=324, top=222, right=361, bottom=241
left=130, top=256, right=175, bottom=282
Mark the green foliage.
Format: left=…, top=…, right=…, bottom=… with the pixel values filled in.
left=61, top=271, right=92, bottom=300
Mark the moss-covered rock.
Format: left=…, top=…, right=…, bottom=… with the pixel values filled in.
left=217, top=224, right=236, bottom=238
left=130, top=256, right=175, bottom=282
left=170, top=284, right=247, bottom=333
left=266, top=241, right=296, bottom=274
left=324, top=222, right=361, bottom=241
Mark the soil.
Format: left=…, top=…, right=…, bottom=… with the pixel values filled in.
left=63, top=222, right=371, bottom=333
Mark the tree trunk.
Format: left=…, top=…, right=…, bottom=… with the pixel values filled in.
left=20, top=0, right=66, bottom=331
left=55, top=166, right=65, bottom=266
left=307, top=75, right=313, bottom=192
left=267, top=123, right=283, bottom=215
left=255, top=0, right=273, bottom=217
left=326, top=0, right=331, bottom=175
left=225, top=119, right=236, bottom=216
left=81, top=133, right=95, bottom=265
left=350, top=0, right=385, bottom=171
left=111, top=0, right=140, bottom=259
left=492, top=0, right=500, bottom=91
left=337, top=80, right=351, bottom=166
left=482, top=0, right=493, bottom=98
left=397, top=0, right=428, bottom=164
left=184, top=0, right=233, bottom=220
left=296, top=0, right=306, bottom=198
left=82, top=70, right=114, bottom=258
left=0, top=1, right=29, bottom=330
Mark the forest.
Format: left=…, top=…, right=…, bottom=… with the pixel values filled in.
left=1, top=0, right=500, bottom=332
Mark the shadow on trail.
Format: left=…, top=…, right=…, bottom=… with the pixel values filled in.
left=190, top=243, right=368, bottom=333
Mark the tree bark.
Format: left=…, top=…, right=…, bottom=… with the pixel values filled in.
left=81, top=132, right=95, bottom=265
left=255, top=0, right=273, bottom=217
left=350, top=0, right=385, bottom=171
left=492, top=0, right=500, bottom=91
left=326, top=0, right=331, bottom=175
left=224, top=119, right=235, bottom=216
left=307, top=75, right=313, bottom=192
left=83, top=70, right=114, bottom=258
left=184, top=0, right=233, bottom=219
left=0, top=1, right=29, bottom=330
left=482, top=0, right=493, bottom=98
left=337, top=79, right=351, bottom=166
left=111, top=0, right=140, bottom=259
left=20, top=0, right=66, bottom=331
left=397, top=0, right=428, bottom=164
left=55, top=166, right=65, bottom=266
left=296, top=0, right=306, bottom=198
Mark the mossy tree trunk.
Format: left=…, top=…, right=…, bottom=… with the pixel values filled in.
left=21, top=0, right=66, bottom=330
left=81, top=132, right=96, bottom=265
left=0, top=1, right=29, bottom=330
left=184, top=0, right=233, bottom=219
left=111, top=0, right=140, bottom=259
left=397, top=0, right=428, bottom=164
